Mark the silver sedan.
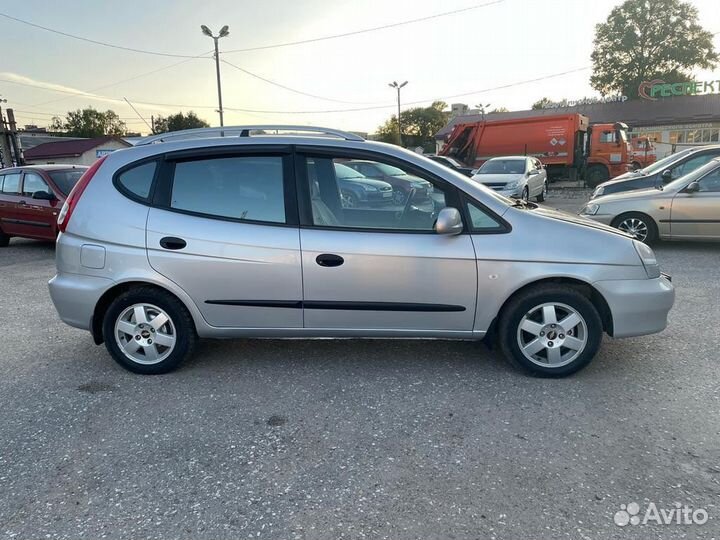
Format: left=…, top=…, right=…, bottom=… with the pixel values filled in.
left=580, top=158, right=720, bottom=243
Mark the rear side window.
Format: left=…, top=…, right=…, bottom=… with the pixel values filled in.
left=22, top=173, right=49, bottom=197
left=1, top=173, right=21, bottom=194
left=170, top=156, right=285, bottom=223
left=117, top=161, right=157, bottom=199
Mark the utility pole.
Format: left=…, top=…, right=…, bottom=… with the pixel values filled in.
left=388, top=81, right=408, bottom=146
left=5, top=109, right=24, bottom=166
left=201, top=25, right=230, bottom=127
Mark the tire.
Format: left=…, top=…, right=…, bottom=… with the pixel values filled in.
left=0, top=226, right=9, bottom=247
left=393, top=189, right=408, bottom=205
left=521, top=186, right=529, bottom=202
left=586, top=165, right=610, bottom=188
left=611, top=212, right=658, bottom=244
left=498, top=284, right=603, bottom=377
left=341, top=190, right=359, bottom=208
left=102, top=286, right=197, bottom=374
left=632, top=161, right=642, bottom=171
left=536, top=182, right=547, bottom=203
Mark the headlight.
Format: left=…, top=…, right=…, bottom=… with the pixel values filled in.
left=505, top=181, right=519, bottom=189
left=580, top=203, right=599, bottom=215
left=359, top=184, right=378, bottom=192
left=592, top=186, right=604, bottom=198
left=633, top=240, right=661, bottom=278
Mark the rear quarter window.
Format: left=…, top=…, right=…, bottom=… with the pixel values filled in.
left=116, top=161, right=158, bottom=200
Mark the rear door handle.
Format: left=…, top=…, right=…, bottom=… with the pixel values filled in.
left=159, top=236, right=187, bottom=250
left=316, top=253, right=344, bottom=267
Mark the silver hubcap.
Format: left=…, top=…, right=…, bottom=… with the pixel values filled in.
left=341, top=191, right=356, bottom=208
left=516, top=302, right=588, bottom=368
left=115, top=303, right=176, bottom=365
left=618, top=218, right=648, bottom=241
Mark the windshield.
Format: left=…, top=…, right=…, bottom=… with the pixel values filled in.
left=477, top=159, right=526, bottom=175
left=638, top=148, right=696, bottom=176
left=436, top=156, right=463, bottom=168
left=334, top=163, right=364, bottom=180
left=664, top=159, right=720, bottom=190
left=373, top=163, right=406, bottom=176
left=49, top=169, right=86, bottom=195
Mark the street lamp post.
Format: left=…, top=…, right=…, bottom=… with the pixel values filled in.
left=201, top=25, right=230, bottom=127
left=388, top=81, right=408, bottom=145
left=476, top=103, right=491, bottom=122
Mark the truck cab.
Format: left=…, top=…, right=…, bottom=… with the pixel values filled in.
left=584, top=122, right=633, bottom=187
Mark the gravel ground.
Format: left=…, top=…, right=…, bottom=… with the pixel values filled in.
left=1, top=195, right=719, bottom=539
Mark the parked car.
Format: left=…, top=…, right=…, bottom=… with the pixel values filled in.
left=0, top=165, right=87, bottom=246
left=332, top=162, right=394, bottom=207
left=48, top=126, right=674, bottom=378
left=426, top=154, right=475, bottom=176
left=590, top=145, right=720, bottom=199
left=343, top=159, right=433, bottom=204
left=580, top=157, right=720, bottom=243
left=471, top=156, right=547, bottom=202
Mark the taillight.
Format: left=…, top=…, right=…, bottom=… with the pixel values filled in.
left=57, top=155, right=108, bottom=233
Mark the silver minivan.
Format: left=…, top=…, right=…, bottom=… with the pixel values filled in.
left=48, top=126, right=675, bottom=377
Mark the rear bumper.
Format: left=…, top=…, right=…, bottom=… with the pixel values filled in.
left=48, top=272, right=112, bottom=331
left=594, top=275, right=675, bottom=338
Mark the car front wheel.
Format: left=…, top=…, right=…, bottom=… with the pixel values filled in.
left=102, top=286, right=197, bottom=374
left=498, top=285, right=603, bottom=377
left=536, top=182, right=547, bottom=203
left=612, top=212, right=658, bottom=244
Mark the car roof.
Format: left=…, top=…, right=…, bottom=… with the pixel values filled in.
left=485, top=156, right=528, bottom=161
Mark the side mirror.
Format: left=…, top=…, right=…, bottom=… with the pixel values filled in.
left=435, top=207, right=463, bottom=235
left=661, top=169, right=672, bottom=181
left=32, top=190, right=55, bottom=201
left=683, top=181, right=700, bottom=193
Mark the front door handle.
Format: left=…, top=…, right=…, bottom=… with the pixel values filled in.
left=316, top=253, right=344, bottom=267
left=159, top=236, right=187, bottom=250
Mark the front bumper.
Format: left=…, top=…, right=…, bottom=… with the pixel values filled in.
left=581, top=213, right=614, bottom=226
left=48, top=272, right=112, bottom=331
left=593, top=275, right=674, bottom=338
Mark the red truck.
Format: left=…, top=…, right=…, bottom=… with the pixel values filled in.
left=439, top=113, right=633, bottom=187
left=629, top=135, right=657, bottom=170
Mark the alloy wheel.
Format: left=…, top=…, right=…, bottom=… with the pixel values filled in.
left=114, top=303, right=176, bottom=365
left=617, top=217, right=648, bottom=241
left=516, top=302, right=588, bottom=368
left=393, top=189, right=407, bottom=205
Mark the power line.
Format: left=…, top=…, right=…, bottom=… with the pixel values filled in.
left=0, top=11, right=200, bottom=58
left=4, top=66, right=591, bottom=116
left=31, top=51, right=213, bottom=108
left=222, top=67, right=592, bottom=114
left=223, top=1, right=504, bottom=53
left=220, top=59, right=383, bottom=104
left=0, top=2, right=502, bottom=61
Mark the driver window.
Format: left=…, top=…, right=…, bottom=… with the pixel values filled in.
left=305, top=156, right=448, bottom=231
left=698, top=168, right=720, bottom=192
left=671, top=155, right=713, bottom=180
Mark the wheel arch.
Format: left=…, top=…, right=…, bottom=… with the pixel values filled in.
left=493, top=276, right=614, bottom=338
left=91, top=280, right=199, bottom=345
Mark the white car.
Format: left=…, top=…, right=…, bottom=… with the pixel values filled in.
left=472, top=156, right=548, bottom=202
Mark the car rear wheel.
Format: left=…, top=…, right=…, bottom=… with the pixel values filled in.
left=0, top=226, right=9, bottom=247
left=612, top=212, right=658, bottom=244
left=498, top=284, right=603, bottom=377
left=536, top=182, right=547, bottom=203
left=102, top=287, right=197, bottom=374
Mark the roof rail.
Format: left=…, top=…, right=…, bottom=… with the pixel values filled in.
left=135, top=125, right=365, bottom=146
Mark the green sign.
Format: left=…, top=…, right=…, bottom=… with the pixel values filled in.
left=639, top=79, right=720, bottom=100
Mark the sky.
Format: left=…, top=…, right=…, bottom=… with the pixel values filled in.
left=0, top=0, right=719, bottom=135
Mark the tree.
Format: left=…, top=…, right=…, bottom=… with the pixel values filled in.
left=531, top=97, right=553, bottom=110
left=489, top=107, right=509, bottom=113
left=375, top=101, right=448, bottom=149
left=590, top=0, right=718, bottom=98
left=50, top=108, right=126, bottom=137
left=152, top=111, right=209, bottom=133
